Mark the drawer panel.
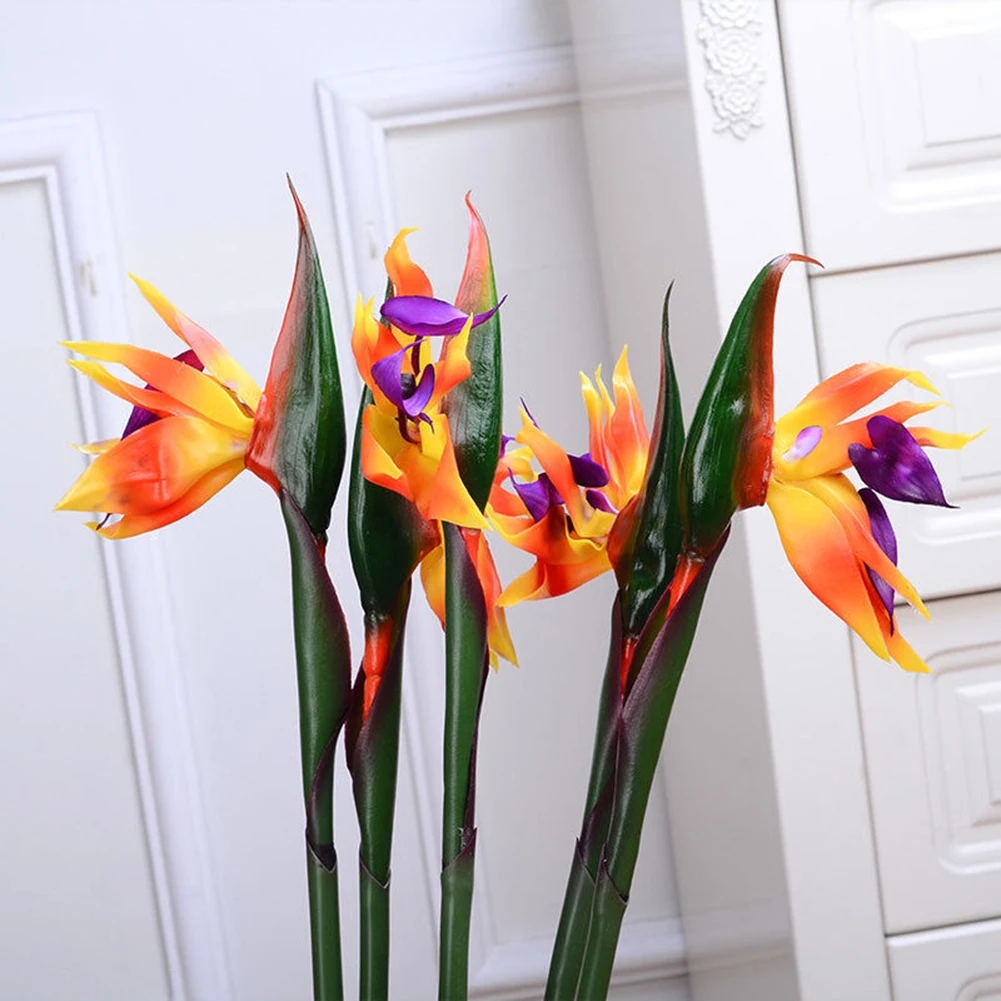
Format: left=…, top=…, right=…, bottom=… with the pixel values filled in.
left=887, top=917, right=1001, bottom=1001
left=810, top=257, right=1001, bottom=601
left=855, top=592, right=1001, bottom=932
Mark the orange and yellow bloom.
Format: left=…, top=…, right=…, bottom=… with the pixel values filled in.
left=352, top=205, right=515, bottom=667
left=55, top=278, right=262, bottom=538
left=487, top=347, right=649, bottom=606
left=764, top=362, right=981, bottom=672
left=57, top=184, right=344, bottom=542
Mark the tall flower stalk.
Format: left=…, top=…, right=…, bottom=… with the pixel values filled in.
left=57, top=180, right=351, bottom=1001
left=350, top=197, right=513, bottom=1001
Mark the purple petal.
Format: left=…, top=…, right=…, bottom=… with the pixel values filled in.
left=380, top=294, right=504, bottom=338
left=782, top=425, right=822, bottom=462
left=510, top=471, right=563, bottom=522
left=404, top=364, right=435, bottom=417
left=520, top=397, right=539, bottom=427
left=371, top=346, right=436, bottom=417
left=569, top=451, right=610, bottom=488
left=501, top=433, right=516, bottom=452
left=121, top=348, right=203, bottom=439
left=586, top=489, right=617, bottom=514
left=371, top=347, right=410, bottom=411
left=849, top=416, right=954, bottom=507
left=859, top=487, right=898, bottom=632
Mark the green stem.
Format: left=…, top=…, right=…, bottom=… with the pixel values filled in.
left=359, top=862, right=390, bottom=1001
left=349, top=587, right=410, bottom=1001
left=307, top=846, right=344, bottom=1001
left=281, top=490, right=352, bottom=1001
left=574, top=537, right=727, bottom=1000
left=439, top=523, right=489, bottom=1001
left=546, top=599, right=625, bottom=1001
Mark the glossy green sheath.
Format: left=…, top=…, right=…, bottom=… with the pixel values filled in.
left=347, top=388, right=430, bottom=1001
left=679, top=255, right=807, bottom=554
left=247, top=179, right=345, bottom=538
left=445, top=195, right=503, bottom=511
left=611, top=286, right=686, bottom=643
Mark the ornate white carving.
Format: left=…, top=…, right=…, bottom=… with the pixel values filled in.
left=696, top=0, right=765, bottom=139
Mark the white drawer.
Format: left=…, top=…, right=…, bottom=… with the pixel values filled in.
left=887, top=916, right=1001, bottom=1001
left=855, top=592, right=1001, bottom=933
left=810, top=257, right=1001, bottom=601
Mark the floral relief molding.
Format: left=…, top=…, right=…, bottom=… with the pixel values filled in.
left=696, top=0, right=765, bottom=139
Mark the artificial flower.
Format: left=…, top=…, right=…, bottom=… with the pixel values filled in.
left=57, top=183, right=346, bottom=541
left=764, top=362, right=980, bottom=672
left=352, top=213, right=515, bottom=667
left=487, top=347, right=649, bottom=606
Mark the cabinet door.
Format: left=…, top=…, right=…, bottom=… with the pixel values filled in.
left=810, top=256, right=1001, bottom=601
left=887, top=917, right=1001, bottom=1001
left=855, top=591, right=1001, bottom=932
left=781, top=0, right=1001, bottom=272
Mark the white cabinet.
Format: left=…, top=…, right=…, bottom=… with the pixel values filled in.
left=781, top=0, right=1001, bottom=273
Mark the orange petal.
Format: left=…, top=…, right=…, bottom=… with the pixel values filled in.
left=887, top=628, right=931, bottom=674
left=68, top=359, right=203, bottom=420
left=515, top=410, right=594, bottom=537
left=63, top=341, right=253, bottom=434
left=56, top=416, right=246, bottom=515
left=497, top=550, right=610, bottom=605
left=91, top=456, right=245, bottom=539
left=462, top=528, right=518, bottom=667
left=430, top=315, right=472, bottom=405
left=385, top=229, right=433, bottom=297
left=766, top=478, right=888, bottom=660
left=803, top=474, right=929, bottom=618
left=607, top=347, right=649, bottom=496
left=778, top=363, right=938, bottom=435
left=130, top=276, right=262, bottom=410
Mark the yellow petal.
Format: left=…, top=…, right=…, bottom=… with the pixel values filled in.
left=130, top=275, right=262, bottom=410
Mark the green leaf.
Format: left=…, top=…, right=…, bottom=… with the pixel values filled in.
left=611, top=285, right=686, bottom=641
left=247, top=179, right=346, bottom=538
left=678, top=256, right=809, bottom=554
left=444, top=196, right=502, bottom=512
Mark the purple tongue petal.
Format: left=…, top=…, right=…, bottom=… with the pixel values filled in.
left=380, top=294, right=505, bottom=338
left=569, top=451, right=610, bottom=488
left=403, top=364, right=435, bottom=417
left=783, top=425, right=822, bottom=461
left=859, top=487, right=898, bottom=632
left=520, top=397, right=539, bottom=427
left=510, top=471, right=563, bottom=522
left=371, top=346, right=435, bottom=417
left=121, top=348, right=204, bottom=438
left=585, top=489, right=617, bottom=514
left=849, top=415, right=954, bottom=507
